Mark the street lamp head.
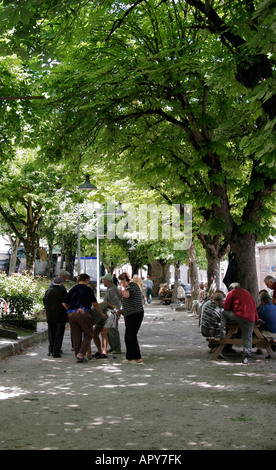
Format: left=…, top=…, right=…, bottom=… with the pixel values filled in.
left=78, top=174, right=97, bottom=191
left=115, top=202, right=126, bottom=216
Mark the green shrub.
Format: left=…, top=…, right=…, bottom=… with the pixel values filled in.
left=0, top=273, right=48, bottom=320
left=8, top=295, right=33, bottom=319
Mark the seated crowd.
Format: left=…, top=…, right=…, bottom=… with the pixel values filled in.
left=199, top=279, right=276, bottom=362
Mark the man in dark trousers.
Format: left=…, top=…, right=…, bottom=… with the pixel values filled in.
left=62, top=273, right=106, bottom=363
left=219, top=282, right=258, bottom=363
left=43, top=276, right=67, bottom=358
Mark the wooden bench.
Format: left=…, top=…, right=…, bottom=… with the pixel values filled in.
left=160, top=295, right=172, bottom=305
left=207, top=321, right=276, bottom=360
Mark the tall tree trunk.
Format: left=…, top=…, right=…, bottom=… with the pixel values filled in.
left=131, top=262, right=139, bottom=277
left=24, top=197, right=41, bottom=275
left=171, top=260, right=180, bottom=302
left=230, top=232, right=259, bottom=303
left=65, top=251, right=75, bottom=279
left=47, top=244, right=53, bottom=278
left=198, top=233, right=229, bottom=291
left=206, top=254, right=220, bottom=291
left=59, top=236, right=65, bottom=271
left=0, top=197, right=42, bottom=275
left=8, top=236, right=20, bottom=275
left=24, top=239, right=38, bottom=275
left=150, top=259, right=170, bottom=296
left=187, top=242, right=199, bottom=302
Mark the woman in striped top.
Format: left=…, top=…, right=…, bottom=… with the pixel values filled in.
left=118, top=273, right=144, bottom=364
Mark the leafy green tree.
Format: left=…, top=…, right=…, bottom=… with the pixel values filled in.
left=0, top=1, right=275, bottom=300
left=0, top=148, right=68, bottom=273
left=0, top=54, right=37, bottom=160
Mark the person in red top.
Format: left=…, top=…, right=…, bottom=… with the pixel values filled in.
left=219, top=282, right=258, bottom=363
left=264, top=276, right=276, bottom=305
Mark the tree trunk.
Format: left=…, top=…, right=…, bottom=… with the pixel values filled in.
left=206, top=254, right=220, bottom=291
left=8, top=236, right=20, bottom=275
left=171, top=260, right=180, bottom=302
left=24, top=197, right=41, bottom=275
left=65, top=251, right=75, bottom=279
left=0, top=197, right=42, bottom=275
left=24, top=239, right=37, bottom=275
left=187, top=242, right=199, bottom=302
left=198, top=234, right=229, bottom=291
left=47, top=244, right=53, bottom=278
left=163, top=263, right=171, bottom=286
left=230, top=232, right=259, bottom=303
left=150, top=259, right=171, bottom=296
left=131, top=262, right=139, bottom=277
left=59, top=235, right=65, bottom=270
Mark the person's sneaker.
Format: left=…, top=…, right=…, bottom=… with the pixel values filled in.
left=242, top=356, right=249, bottom=364
left=121, top=359, right=134, bottom=364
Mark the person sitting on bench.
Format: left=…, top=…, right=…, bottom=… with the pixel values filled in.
left=200, top=292, right=225, bottom=338
left=218, top=282, right=258, bottom=363
left=258, top=291, right=276, bottom=339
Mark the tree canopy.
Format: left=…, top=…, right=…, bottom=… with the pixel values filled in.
left=0, top=1, right=275, bottom=297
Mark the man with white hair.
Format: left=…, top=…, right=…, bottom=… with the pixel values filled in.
left=43, top=276, right=67, bottom=358
left=264, top=276, right=276, bottom=305
left=49, top=268, right=70, bottom=294
left=218, top=282, right=258, bottom=363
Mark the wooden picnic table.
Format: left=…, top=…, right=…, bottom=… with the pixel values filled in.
left=207, top=320, right=276, bottom=360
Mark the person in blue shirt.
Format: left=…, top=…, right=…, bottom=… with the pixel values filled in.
left=258, top=291, right=276, bottom=334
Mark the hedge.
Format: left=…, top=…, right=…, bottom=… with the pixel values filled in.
left=0, top=273, right=48, bottom=322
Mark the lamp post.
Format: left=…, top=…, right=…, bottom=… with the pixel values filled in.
left=77, top=174, right=97, bottom=276
left=78, top=178, right=125, bottom=300
left=94, top=201, right=126, bottom=300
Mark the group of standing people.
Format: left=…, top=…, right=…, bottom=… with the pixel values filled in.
left=43, top=269, right=146, bottom=365
left=200, top=277, right=276, bottom=363
left=43, top=267, right=276, bottom=366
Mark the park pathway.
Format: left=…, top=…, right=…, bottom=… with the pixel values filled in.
left=0, top=300, right=275, bottom=452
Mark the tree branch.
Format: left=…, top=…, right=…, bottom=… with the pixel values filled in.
left=0, top=205, right=25, bottom=242
left=106, top=0, right=146, bottom=40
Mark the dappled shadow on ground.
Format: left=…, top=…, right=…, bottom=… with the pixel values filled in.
left=0, top=301, right=276, bottom=450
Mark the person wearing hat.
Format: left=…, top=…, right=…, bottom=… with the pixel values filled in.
left=57, top=269, right=70, bottom=293
left=49, top=268, right=70, bottom=294
left=58, top=268, right=70, bottom=281
left=101, top=273, right=122, bottom=354
left=43, top=277, right=68, bottom=358
left=48, top=268, right=72, bottom=348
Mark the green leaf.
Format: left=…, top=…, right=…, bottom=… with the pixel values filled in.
left=19, top=8, right=31, bottom=25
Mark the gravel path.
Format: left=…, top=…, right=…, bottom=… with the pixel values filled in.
left=0, top=300, right=275, bottom=451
